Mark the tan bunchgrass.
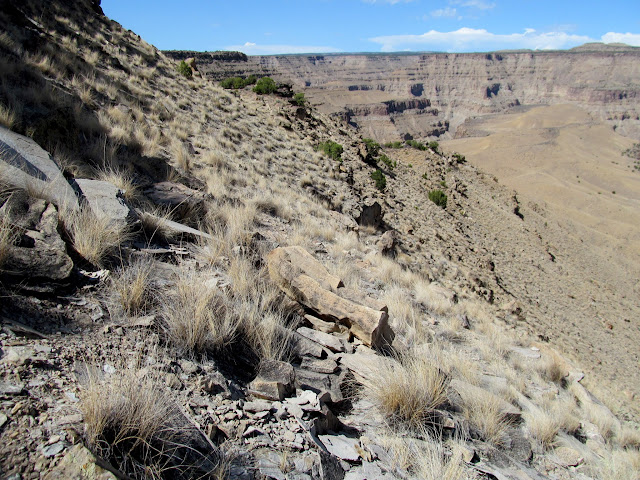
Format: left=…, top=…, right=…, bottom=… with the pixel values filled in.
left=361, top=353, right=449, bottom=433
left=139, top=208, right=178, bottom=244
left=0, top=102, right=17, bottom=129
left=524, top=406, right=562, bottom=449
left=537, top=351, right=567, bottom=384
left=159, top=269, right=238, bottom=355
left=456, top=384, right=514, bottom=446
left=0, top=210, right=17, bottom=270
left=109, top=257, right=154, bottom=317
left=97, top=167, right=138, bottom=203
left=81, top=366, right=224, bottom=478
left=63, top=207, right=131, bottom=267
left=379, top=435, right=477, bottom=480
left=594, top=448, right=640, bottom=480
left=618, top=426, right=640, bottom=450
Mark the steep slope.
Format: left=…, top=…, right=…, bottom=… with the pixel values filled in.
left=167, top=48, right=640, bottom=142
left=1, top=2, right=640, bottom=480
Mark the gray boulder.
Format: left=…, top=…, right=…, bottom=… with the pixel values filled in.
left=0, top=126, right=78, bottom=210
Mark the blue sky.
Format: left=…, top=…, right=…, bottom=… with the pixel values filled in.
left=101, top=0, right=640, bottom=54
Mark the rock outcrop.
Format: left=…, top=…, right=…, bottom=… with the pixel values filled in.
left=267, top=246, right=393, bottom=348
left=176, top=48, right=640, bottom=142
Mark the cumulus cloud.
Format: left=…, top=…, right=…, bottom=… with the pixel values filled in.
left=225, top=42, right=341, bottom=55
left=369, top=27, right=596, bottom=52
left=431, top=7, right=458, bottom=18
left=601, top=32, right=640, bottom=46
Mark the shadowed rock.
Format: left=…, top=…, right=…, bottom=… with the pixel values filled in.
left=0, top=127, right=78, bottom=210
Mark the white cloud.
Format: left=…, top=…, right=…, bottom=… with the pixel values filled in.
left=225, top=43, right=341, bottom=55
left=431, top=7, right=458, bottom=18
left=453, top=0, right=496, bottom=9
left=601, top=32, right=640, bottom=46
left=369, top=27, right=595, bottom=52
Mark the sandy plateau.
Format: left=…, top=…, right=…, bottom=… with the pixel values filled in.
left=443, top=103, right=640, bottom=397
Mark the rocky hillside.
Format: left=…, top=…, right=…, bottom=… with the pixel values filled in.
left=1, top=1, right=640, bottom=479
left=168, top=47, right=640, bottom=142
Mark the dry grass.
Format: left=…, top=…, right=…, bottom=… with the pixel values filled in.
left=524, top=406, right=562, bottom=449
left=159, top=269, right=238, bottom=355
left=414, top=280, right=454, bottom=315
left=139, top=208, right=178, bottom=244
left=0, top=102, right=17, bottom=129
left=109, top=257, right=155, bottom=317
left=594, top=448, right=640, bottom=480
left=380, top=436, right=477, bottom=480
left=63, top=207, right=131, bottom=267
left=81, top=367, right=223, bottom=479
left=537, top=351, right=567, bottom=384
left=0, top=209, right=17, bottom=270
left=97, top=166, right=138, bottom=203
left=618, top=426, right=640, bottom=450
left=361, top=354, right=449, bottom=433
left=456, top=385, right=514, bottom=446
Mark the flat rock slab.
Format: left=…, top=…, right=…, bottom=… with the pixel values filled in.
left=0, top=126, right=78, bottom=209
left=249, top=360, right=295, bottom=401
left=339, top=352, right=391, bottom=383
left=75, top=179, right=136, bottom=225
left=297, top=327, right=345, bottom=353
left=42, top=444, right=117, bottom=480
left=318, top=435, right=361, bottom=462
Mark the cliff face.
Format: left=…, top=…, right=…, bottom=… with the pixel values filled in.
left=179, top=49, right=640, bottom=142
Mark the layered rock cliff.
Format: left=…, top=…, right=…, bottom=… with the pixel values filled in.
left=170, top=47, right=640, bottom=142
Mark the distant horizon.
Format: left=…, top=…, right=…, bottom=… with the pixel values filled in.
left=102, top=1, right=640, bottom=55
left=162, top=41, right=639, bottom=57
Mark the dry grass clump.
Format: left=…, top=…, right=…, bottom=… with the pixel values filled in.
left=362, top=354, right=449, bottom=433
left=0, top=102, right=17, bottom=129
left=139, top=208, right=178, bottom=244
left=380, top=436, right=477, bottom=480
left=159, top=269, right=238, bottom=355
left=0, top=210, right=17, bottom=270
left=81, top=368, right=223, bottom=479
left=63, top=207, right=131, bottom=267
left=97, top=167, right=138, bottom=202
left=594, top=448, right=640, bottom=480
left=524, top=406, right=562, bottom=449
left=414, top=280, right=454, bottom=315
left=109, top=258, right=155, bottom=317
left=537, top=351, right=566, bottom=384
left=456, top=385, right=514, bottom=446
left=617, top=426, right=640, bottom=450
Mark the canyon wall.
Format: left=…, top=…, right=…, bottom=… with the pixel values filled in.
left=166, top=45, right=640, bottom=142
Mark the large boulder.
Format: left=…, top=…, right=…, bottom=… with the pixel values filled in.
left=0, top=191, right=73, bottom=280
left=0, top=126, right=78, bottom=210
left=75, top=179, right=137, bottom=226
left=267, top=246, right=393, bottom=349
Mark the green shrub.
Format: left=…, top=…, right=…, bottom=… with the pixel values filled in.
left=439, top=180, right=447, bottom=188
left=428, top=141, right=439, bottom=152
left=379, top=154, right=396, bottom=170
left=428, top=189, right=447, bottom=208
left=316, top=141, right=343, bottom=161
left=422, top=173, right=428, bottom=180
left=363, top=138, right=381, bottom=157
left=293, top=92, right=306, bottom=106
left=371, top=169, right=386, bottom=191
left=452, top=153, right=466, bottom=163
left=384, top=141, right=404, bottom=149
left=253, top=77, right=277, bottom=95
left=177, top=60, right=192, bottom=79
left=221, top=76, right=258, bottom=89
left=406, top=139, right=427, bottom=151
